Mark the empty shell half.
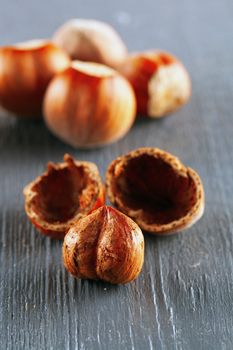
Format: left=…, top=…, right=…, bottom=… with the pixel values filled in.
left=24, top=154, right=105, bottom=239
left=106, top=148, right=204, bottom=235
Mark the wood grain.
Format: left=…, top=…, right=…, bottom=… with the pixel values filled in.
left=0, top=0, right=233, bottom=349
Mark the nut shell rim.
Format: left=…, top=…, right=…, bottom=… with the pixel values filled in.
left=106, top=147, right=205, bottom=235
left=24, top=154, right=105, bottom=239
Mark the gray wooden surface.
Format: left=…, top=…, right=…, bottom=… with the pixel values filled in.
left=0, top=0, right=233, bottom=349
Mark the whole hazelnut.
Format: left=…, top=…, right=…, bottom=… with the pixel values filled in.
left=118, top=51, right=191, bottom=117
left=63, top=206, right=144, bottom=284
left=43, top=60, right=136, bottom=148
left=0, top=39, right=70, bottom=117
left=53, top=19, right=128, bottom=68
left=24, top=154, right=105, bottom=239
left=106, top=147, right=204, bottom=235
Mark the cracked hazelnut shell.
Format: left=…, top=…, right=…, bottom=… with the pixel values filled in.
left=43, top=61, right=136, bottom=148
left=53, top=19, right=128, bottom=68
left=24, top=154, right=105, bottom=239
left=63, top=206, right=144, bottom=284
left=118, top=51, right=191, bottom=118
left=0, top=40, right=70, bottom=117
left=106, top=148, right=204, bottom=235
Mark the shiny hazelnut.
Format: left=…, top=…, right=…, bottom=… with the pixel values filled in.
left=53, top=19, right=128, bottom=68
left=106, top=147, right=204, bottom=235
left=43, top=61, right=136, bottom=148
left=63, top=206, right=144, bottom=284
left=118, top=51, right=191, bottom=117
left=0, top=39, right=70, bottom=117
left=24, top=154, right=105, bottom=239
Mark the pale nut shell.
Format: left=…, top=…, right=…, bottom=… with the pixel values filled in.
left=53, top=19, right=128, bottom=68
left=148, top=62, right=191, bottom=117
left=106, top=147, right=204, bottom=235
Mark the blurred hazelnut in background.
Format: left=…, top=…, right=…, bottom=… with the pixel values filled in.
left=0, top=40, right=70, bottom=117
left=43, top=60, right=136, bottom=148
left=53, top=19, right=128, bottom=69
left=118, top=51, right=191, bottom=118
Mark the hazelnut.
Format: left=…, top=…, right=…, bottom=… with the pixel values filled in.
left=106, top=148, right=204, bottom=235
left=0, top=39, right=70, bottom=117
left=63, top=206, right=144, bottom=284
left=43, top=61, right=136, bottom=148
left=53, top=19, right=128, bottom=68
left=24, top=154, right=105, bottom=239
left=118, top=51, right=191, bottom=118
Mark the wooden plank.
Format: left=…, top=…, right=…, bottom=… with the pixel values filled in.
left=0, top=0, right=233, bottom=349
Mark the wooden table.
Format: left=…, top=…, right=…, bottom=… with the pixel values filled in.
left=0, top=0, right=233, bottom=349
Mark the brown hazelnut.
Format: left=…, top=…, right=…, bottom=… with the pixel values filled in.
left=43, top=61, right=136, bottom=148
left=106, top=148, right=204, bottom=235
left=24, top=154, right=105, bottom=239
left=53, top=19, right=128, bottom=68
left=0, top=39, right=70, bottom=117
left=63, top=206, right=144, bottom=284
left=118, top=51, right=191, bottom=118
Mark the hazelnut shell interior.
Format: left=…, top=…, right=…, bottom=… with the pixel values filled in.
left=24, top=154, right=105, bottom=239
left=106, top=148, right=204, bottom=235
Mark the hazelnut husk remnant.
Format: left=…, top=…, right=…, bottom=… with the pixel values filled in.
left=118, top=51, right=191, bottom=118
left=63, top=206, right=144, bottom=284
left=53, top=19, right=128, bottom=68
left=24, top=154, right=105, bottom=239
left=0, top=40, right=70, bottom=117
left=43, top=61, right=136, bottom=148
left=106, top=148, right=204, bottom=235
